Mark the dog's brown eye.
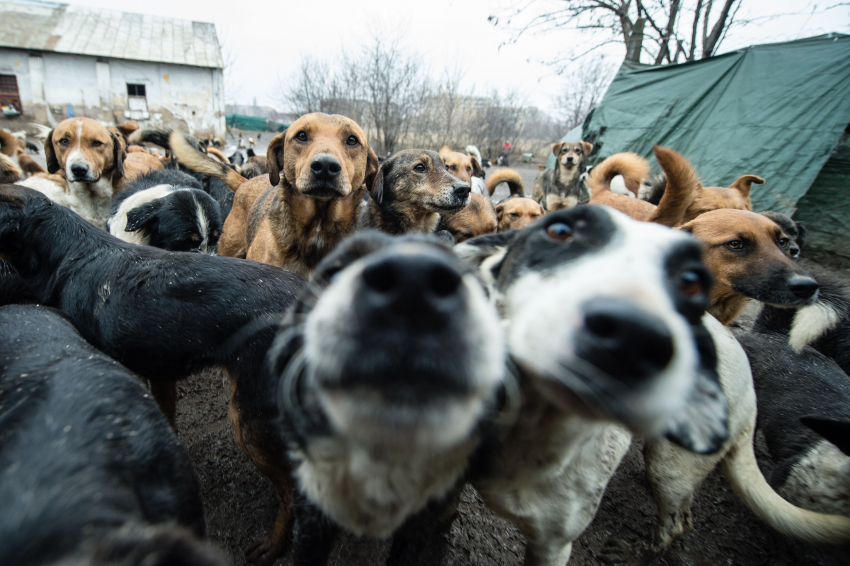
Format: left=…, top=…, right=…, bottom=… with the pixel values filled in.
left=58, top=138, right=70, bottom=146
left=295, top=131, right=308, bottom=142
left=679, top=270, right=703, bottom=296
left=546, top=222, right=573, bottom=241
left=345, top=135, right=359, bottom=147
left=413, top=163, right=427, bottom=172
left=726, top=239, right=744, bottom=250
left=778, top=237, right=789, bottom=247
left=91, top=140, right=104, bottom=148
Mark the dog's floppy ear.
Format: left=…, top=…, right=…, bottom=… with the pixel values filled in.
left=125, top=200, right=162, bottom=233
left=110, top=130, right=126, bottom=178
left=580, top=141, right=593, bottom=156
left=794, top=221, right=807, bottom=250
left=801, top=415, right=850, bottom=457
left=729, top=174, right=764, bottom=198
left=471, top=156, right=483, bottom=178
left=44, top=129, right=61, bottom=174
left=454, top=230, right=518, bottom=288
left=369, top=159, right=387, bottom=204
left=266, top=132, right=286, bottom=187
left=364, top=145, right=379, bottom=192
left=551, top=142, right=563, bottom=157
left=495, top=202, right=506, bottom=224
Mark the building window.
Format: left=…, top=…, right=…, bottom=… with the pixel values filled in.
left=0, top=74, right=22, bottom=115
left=127, top=83, right=146, bottom=97
left=126, top=83, right=149, bottom=120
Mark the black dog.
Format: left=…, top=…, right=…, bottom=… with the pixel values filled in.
left=0, top=304, right=224, bottom=566
left=0, top=184, right=306, bottom=562
left=738, top=330, right=850, bottom=519
left=266, top=231, right=505, bottom=566
left=108, top=169, right=223, bottom=254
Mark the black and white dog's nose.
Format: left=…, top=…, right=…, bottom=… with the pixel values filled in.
left=787, top=276, right=818, bottom=299
left=453, top=183, right=471, bottom=200
left=360, top=251, right=463, bottom=326
left=70, top=163, right=89, bottom=179
left=576, top=298, right=674, bottom=381
left=310, top=154, right=342, bottom=181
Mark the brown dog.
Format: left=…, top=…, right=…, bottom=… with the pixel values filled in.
left=0, top=152, right=22, bottom=184
left=359, top=149, right=471, bottom=235
left=19, top=118, right=162, bottom=227
left=679, top=175, right=762, bottom=223
left=680, top=209, right=819, bottom=324
left=588, top=145, right=698, bottom=227
left=439, top=146, right=482, bottom=184
left=439, top=193, right=498, bottom=243
left=0, top=129, right=16, bottom=157
left=198, top=113, right=378, bottom=276
left=496, top=196, right=544, bottom=232
left=531, top=141, right=593, bottom=210
left=16, top=148, right=45, bottom=177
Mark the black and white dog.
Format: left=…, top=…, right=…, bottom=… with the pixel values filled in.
left=739, top=330, right=850, bottom=518
left=0, top=304, right=224, bottom=566
left=108, top=169, right=223, bottom=254
left=454, top=206, right=730, bottom=565
left=266, top=231, right=506, bottom=566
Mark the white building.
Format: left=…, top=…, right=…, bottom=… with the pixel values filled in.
left=0, top=0, right=225, bottom=138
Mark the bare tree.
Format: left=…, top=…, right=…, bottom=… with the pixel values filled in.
left=553, top=56, right=617, bottom=131
left=219, top=36, right=241, bottom=105
left=489, top=0, right=744, bottom=67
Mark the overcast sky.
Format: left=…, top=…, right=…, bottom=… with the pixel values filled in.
left=63, top=0, right=850, bottom=115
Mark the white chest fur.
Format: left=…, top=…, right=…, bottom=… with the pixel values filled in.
left=293, top=434, right=477, bottom=538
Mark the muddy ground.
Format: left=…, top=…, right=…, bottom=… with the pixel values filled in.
left=15, top=136, right=850, bottom=564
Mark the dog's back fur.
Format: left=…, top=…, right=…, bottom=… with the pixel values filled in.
left=0, top=304, right=222, bottom=566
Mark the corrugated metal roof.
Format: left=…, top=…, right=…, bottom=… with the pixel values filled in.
left=0, top=0, right=223, bottom=68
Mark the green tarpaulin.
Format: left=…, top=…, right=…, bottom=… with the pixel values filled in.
left=558, top=34, right=850, bottom=254
left=226, top=114, right=290, bottom=133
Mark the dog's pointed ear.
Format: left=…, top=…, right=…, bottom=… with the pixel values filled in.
left=44, top=129, right=61, bottom=174
left=729, top=174, right=764, bottom=198
left=364, top=145, right=379, bottom=192
left=369, top=159, right=387, bottom=204
left=801, top=415, right=850, bottom=456
left=471, top=156, right=483, bottom=178
left=551, top=142, right=563, bottom=157
left=266, top=132, right=286, bottom=187
left=111, top=131, right=126, bottom=178
left=794, top=221, right=807, bottom=250
left=125, top=200, right=162, bottom=232
left=580, top=141, right=593, bottom=156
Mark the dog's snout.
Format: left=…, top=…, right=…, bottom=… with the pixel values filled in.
left=70, top=163, right=89, bottom=179
left=453, top=183, right=471, bottom=200
left=360, top=253, right=463, bottom=324
left=787, top=276, right=819, bottom=299
left=576, top=298, right=674, bottom=381
left=310, top=154, right=342, bottom=180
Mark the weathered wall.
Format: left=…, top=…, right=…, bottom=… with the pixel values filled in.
left=0, top=47, right=225, bottom=138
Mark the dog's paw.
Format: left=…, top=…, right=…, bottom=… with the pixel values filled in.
left=245, top=535, right=286, bottom=566
left=598, top=536, right=653, bottom=566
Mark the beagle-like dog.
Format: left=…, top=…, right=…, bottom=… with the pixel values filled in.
left=531, top=141, right=593, bottom=210
left=496, top=195, right=544, bottom=232
left=647, top=172, right=763, bottom=223
left=18, top=118, right=162, bottom=228
left=178, top=113, right=378, bottom=277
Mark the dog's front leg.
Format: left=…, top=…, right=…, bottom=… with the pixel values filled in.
left=291, top=492, right=337, bottom=566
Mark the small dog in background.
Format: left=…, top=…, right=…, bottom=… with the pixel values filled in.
left=359, top=149, right=470, bottom=235
left=496, top=195, right=544, bottom=232
left=438, top=193, right=498, bottom=243
left=532, top=141, right=593, bottom=210
left=15, top=148, right=45, bottom=177
left=108, top=169, right=223, bottom=254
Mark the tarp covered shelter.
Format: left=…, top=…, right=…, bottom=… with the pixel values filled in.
left=554, top=34, right=850, bottom=254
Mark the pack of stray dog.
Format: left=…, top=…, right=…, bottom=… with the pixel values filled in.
left=1, top=110, right=849, bottom=566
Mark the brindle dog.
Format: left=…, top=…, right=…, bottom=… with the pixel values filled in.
left=359, top=149, right=471, bottom=235
left=531, top=141, right=593, bottom=210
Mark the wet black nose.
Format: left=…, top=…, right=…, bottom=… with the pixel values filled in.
left=453, top=183, right=471, bottom=200
left=310, top=154, right=342, bottom=181
left=575, top=298, right=674, bottom=381
left=360, top=252, right=463, bottom=329
left=566, top=156, right=575, bottom=162
left=787, top=276, right=819, bottom=299
left=70, top=163, right=89, bottom=179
